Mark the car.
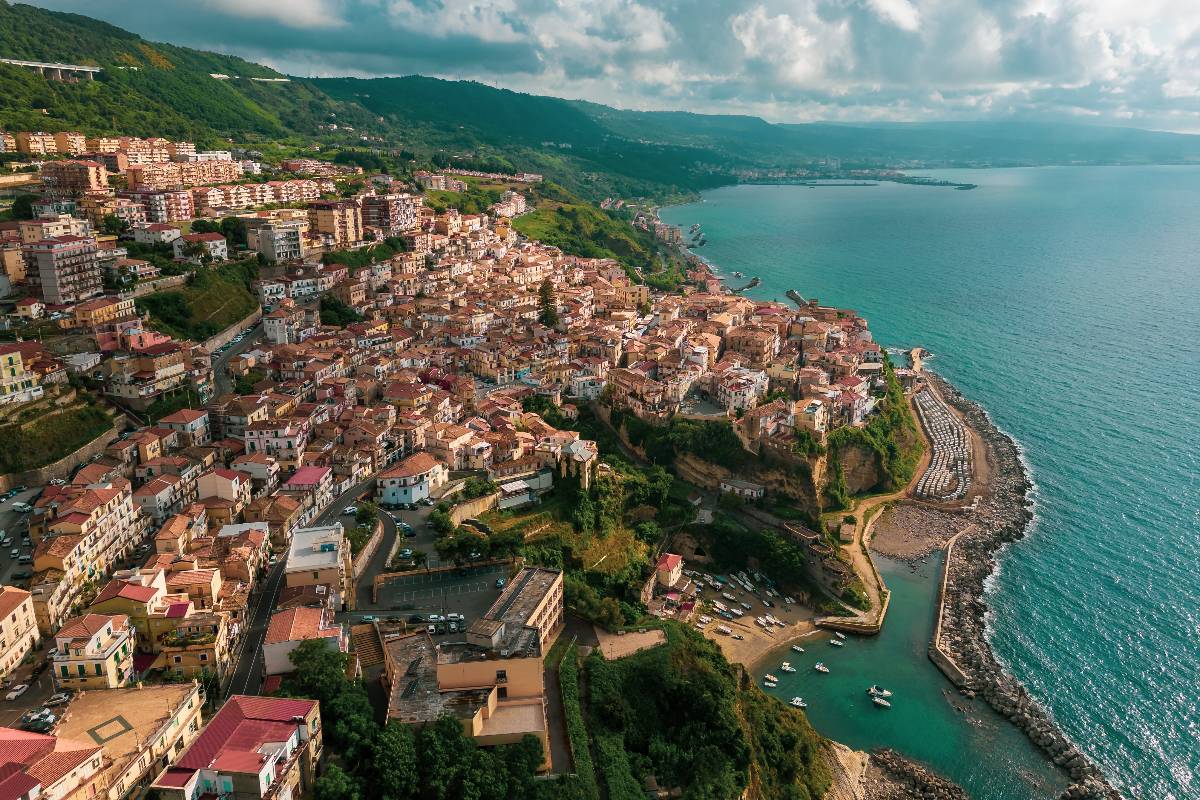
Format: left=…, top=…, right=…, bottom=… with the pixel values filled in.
left=428, top=614, right=444, bottom=623
left=398, top=522, right=413, bottom=532
left=420, top=498, right=434, bottom=506
left=342, top=506, right=358, bottom=516
left=268, top=554, right=278, bottom=564
left=18, top=555, right=31, bottom=564
left=0, top=538, right=10, bottom=547
left=48, top=478, right=66, bottom=486
left=732, top=634, right=745, bottom=640
left=44, top=693, right=71, bottom=707
left=403, top=528, right=417, bottom=538
left=8, top=548, right=17, bottom=559
left=426, top=625, right=436, bottom=635
left=11, top=571, right=31, bottom=581
left=19, top=708, right=52, bottom=724
left=6, top=684, right=28, bottom=700
left=398, top=549, right=413, bottom=560
left=495, top=578, right=506, bottom=589
left=468, top=551, right=482, bottom=560
left=447, top=613, right=464, bottom=622
left=12, top=503, right=32, bottom=513
left=408, top=614, right=425, bottom=624
left=447, top=622, right=458, bottom=633
left=360, top=615, right=378, bottom=623
left=385, top=616, right=403, bottom=624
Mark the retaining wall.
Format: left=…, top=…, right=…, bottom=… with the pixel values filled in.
left=351, top=519, right=385, bottom=580
left=119, top=273, right=190, bottom=299
left=448, top=492, right=500, bottom=525
left=0, top=420, right=123, bottom=492
left=202, top=307, right=262, bottom=352
left=928, top=524, right=973, bottom=687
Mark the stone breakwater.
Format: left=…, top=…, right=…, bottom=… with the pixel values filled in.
left=928, top=374, right=1121, bottom=800
left=865, top=750, right=970, bottom=800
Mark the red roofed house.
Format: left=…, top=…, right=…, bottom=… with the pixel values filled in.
left=150, top=695, right=322, bottom=800
left=0, top=587, right=38, bottom=681
left=196, top=468, right=252, bottom=529
left=656, top=553, right=684, bottom=588
left=376, top=451, right=447, bottom=506
left=281, top=466, right=334, bottom=525
left=0, top=727, right=105, bottom=800
left=159, top=408, right=211, bottom=446
left=262, top=607, right=346, bottom=677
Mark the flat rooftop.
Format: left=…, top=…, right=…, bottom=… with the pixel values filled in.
left=478, top=699, right=546, bottom=738
left=286, top=524, right=344, bottom=571
left=55, top=684, right=199, bottom=781
left=385, top=632, right=488, bottom=724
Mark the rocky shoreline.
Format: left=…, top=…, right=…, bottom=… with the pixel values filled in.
left=865, top=749, right=970, bottom=800
left=927, top=373, right=1121, bottom=800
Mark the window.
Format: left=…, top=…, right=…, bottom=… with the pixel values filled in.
left=199, top=653, right=208, bottom=662
left=61, top=665, right=69, bottom=678
left=77, top=664, right=86, bottom=677
left=95, top=663, right=103, bottom=676
left=173, top=656, right=182, bottom=664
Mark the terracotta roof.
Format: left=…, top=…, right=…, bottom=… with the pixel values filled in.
left=171, top=695, right=317, bottom=778
left=93, top=580, right=158, bottom=605
left=264, top=607, right=340, bottom=645
left=380, top=451, right=440, bottom=479
left=0, top=587, right=30, bottom=619
left=56, top=613, right=127, bottom=641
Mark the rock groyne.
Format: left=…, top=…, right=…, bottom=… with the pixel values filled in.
left=929, top=374, right=1121, bottom=800
left=864, top=749, right=969, bottom=800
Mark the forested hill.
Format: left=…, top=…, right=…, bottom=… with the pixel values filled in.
left=0, top=1, right=375, bottom=144
left=4, top=1, right=1200, bottom=200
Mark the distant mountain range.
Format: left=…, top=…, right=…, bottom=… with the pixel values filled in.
left=3, top=1, right=1200, bottom=200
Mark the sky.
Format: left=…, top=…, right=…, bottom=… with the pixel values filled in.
left=25, top=0, right=1200, bottom=132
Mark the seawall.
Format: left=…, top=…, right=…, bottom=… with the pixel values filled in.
left=928, top=373, right=1121, bottom=800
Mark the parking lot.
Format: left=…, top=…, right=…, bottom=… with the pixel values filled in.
left=365, top=564, right=509, bottom=631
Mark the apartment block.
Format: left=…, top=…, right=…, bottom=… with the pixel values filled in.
left=39, top=159, right=109, bottom=196
left=361, top=192, right=420, bottom=236
left=307, top=199, right=362, bottom=248
left=51, top=612, right=137, bottom=690
left=22, top=235, right=103, bottom=305
left=0, top=586, right=39, bottom=679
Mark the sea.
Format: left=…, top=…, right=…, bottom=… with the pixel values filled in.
left=660, top=167, right=1200, bottom=800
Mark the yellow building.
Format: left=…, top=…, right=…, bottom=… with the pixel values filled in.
left=0, top=344, right=40, bottom=405
left=307, top=199, right=363, bottom=248
left=52, top=612, right=137, bottom=690
left=73, top=295, right=137, bottom=329
left=0, top=586, right=39, bottom=679
left=54, top=683, right=204, bottom=800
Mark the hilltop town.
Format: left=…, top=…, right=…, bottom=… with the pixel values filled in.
left=0, top=124, right=923, bottom=800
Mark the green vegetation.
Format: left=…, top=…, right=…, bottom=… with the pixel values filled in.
left=538, top=278, right=559, bottom=327
left=613, top=408, right=749, bottom=469
left=319, top=296, right=364, bottom=326
left=143, top=388, right=201, bottom=423
left=513, top=195, right=667, bottom=280
left=136, top=259, right=259, bottom=341
left=281, top=640, right=557, bottom=800
left=124, top=241, right=189, bottom=277
left=694, top=515, right=825, bottom=601
left=0, top=402, right=112, bottom=474
left=557, top=643, right=599, bottom=798
left=826, top=359, right=922, bottom=497
left=461, top=477, right=497, bottom=499
left=321, top=237, right=405, bottom=270
left=233, top=369, right=267, bottom=395
left=424, top=184, right=503, bottom=216
left=584, top=624, right=829, bottom=800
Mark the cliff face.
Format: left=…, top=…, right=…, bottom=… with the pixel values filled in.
left=837, top=443, right=882, bottom=495
left=674, top=452, right=823, bottom=511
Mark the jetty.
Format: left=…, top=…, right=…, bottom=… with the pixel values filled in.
left=786, top=289, right=807, bottom=307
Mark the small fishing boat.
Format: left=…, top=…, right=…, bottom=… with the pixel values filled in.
left=764, top=681, right=778, bottom=688
left=814, top=662, right=829, bottom=674
left=780, top=662, right=796, bottom=673
left=835, top=631, right=846, bottom=640
left=790, top=697, right=807, bottom=708
left=764, top=674, right=780, bottom=683
left=867, top=685, right=893, bottom=698
left=872, top=696, right=892, bottom=709
left=791, top=644, right=805, bottom=653
left=732, top=270, right=744, bottom=278
left=829, top=639, right=845, bottom=647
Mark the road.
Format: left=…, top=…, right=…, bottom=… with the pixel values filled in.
left=212, top=322, right=264, bottom=396
left=0, top=489, right=43, bottom=587
left=222, top=474, right=380, bottom=698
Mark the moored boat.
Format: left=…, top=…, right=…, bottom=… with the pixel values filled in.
left=790, top=697, right=807, bottom=708
left=867, top=685, right=893, bottom=698
left=780, top=662, right=796, bottom=673
left=835, top=631, right=846, bottom=640
left=764, top=674, right=780, bottom=683
left=873, top=696, right=892, bottom=708
left=829, top=638, right=845, bottom=647
left=790, top=644, right=805, bottom=653
left=814, top=662, right=829, bottom=673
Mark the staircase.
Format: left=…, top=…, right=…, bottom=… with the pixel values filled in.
left=350, top=623, right=384, bottom=668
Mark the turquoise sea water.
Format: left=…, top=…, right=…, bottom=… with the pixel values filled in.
left=660, top=168, right=1200, bottom=800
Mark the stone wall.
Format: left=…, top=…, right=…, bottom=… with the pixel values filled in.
left=0, top=420, right=123, bottom=492
left=202, top=307, right=262, bottom=352
left=119, top=273, right=190, bottom=299
left=351, top=519, right=384, bottom=580
left=448, top=492, right=500, bottom=525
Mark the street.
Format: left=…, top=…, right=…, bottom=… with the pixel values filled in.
left=0, top=489, right=43, bottom=587
left=211, top=321, right=264, bottom=396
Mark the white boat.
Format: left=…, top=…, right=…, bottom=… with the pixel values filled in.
left=764, top=674, right=780, bottom=683
left=867, top=685, right=893, bottom=698
left=780, top=662, right=796, bottom=673
left=791, top=644, right=805, bottom=653
left=764, top=681, right=778, bottom=688
left=835, top=631, right=846, bottom=640
left=872, top=696, right=892, bottom=709
left=830, top=639, right=845, bottom=647
left=814, top=662, right=829, bottom=674
left=790, top=697, right=807, bottom=708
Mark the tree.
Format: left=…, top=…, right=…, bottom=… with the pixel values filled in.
left=315, top=765, right=362, bottom=800
left=370, top=723, right=419, bottom=800
left=355, top=501, right=378, bottom=527
left=537, top=278, right=559, bottom=327
left=101, top=214, right=129, bottom=235
left=10, top=194, right=36, bottom=220
left=320, top=296, right=364, bottom=326
left=221, top=216, right=248, bottom=248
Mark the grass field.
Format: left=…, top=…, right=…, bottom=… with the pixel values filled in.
left=136, top=261, right=259, bottom=341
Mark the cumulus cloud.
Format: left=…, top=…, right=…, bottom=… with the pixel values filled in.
left=23, top=0, right=1200, bottom=131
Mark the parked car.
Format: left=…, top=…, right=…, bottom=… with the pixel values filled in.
left=48, top=478, right=66, bottom=486
left=11, top=571, right=31, bottom=581
left=342, top=506, right=358, bottom=516
left=12, top=503, right=32, bottom=513
left=408, top=614, right=425, bottom=624
left=419, top=498, right=434, bottom=507
left=447, top=622, right=458, bottom=633
left=426, top=625, right=436, bottom=635
left=403, top=528, right=417, bottom=538
left=44, top=693, right=71, bottom=707
left=6, top=684, right=29, bottom=700
left=0, top=537, right=10, bottom=547
left=8, top=548, right=17, bottom=559
left=398, top=549, right=413, bottom=560
left=495, top=578, right=506, bottom=589
left=360, top=615, right=378, bottom=623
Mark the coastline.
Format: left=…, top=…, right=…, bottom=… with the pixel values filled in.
left=925, top=372, right=1121, bottom=800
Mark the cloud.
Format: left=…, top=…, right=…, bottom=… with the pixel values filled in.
left=22, top=0, right=1200, bottom=131
left=202, top=0, right=345, bottom=28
